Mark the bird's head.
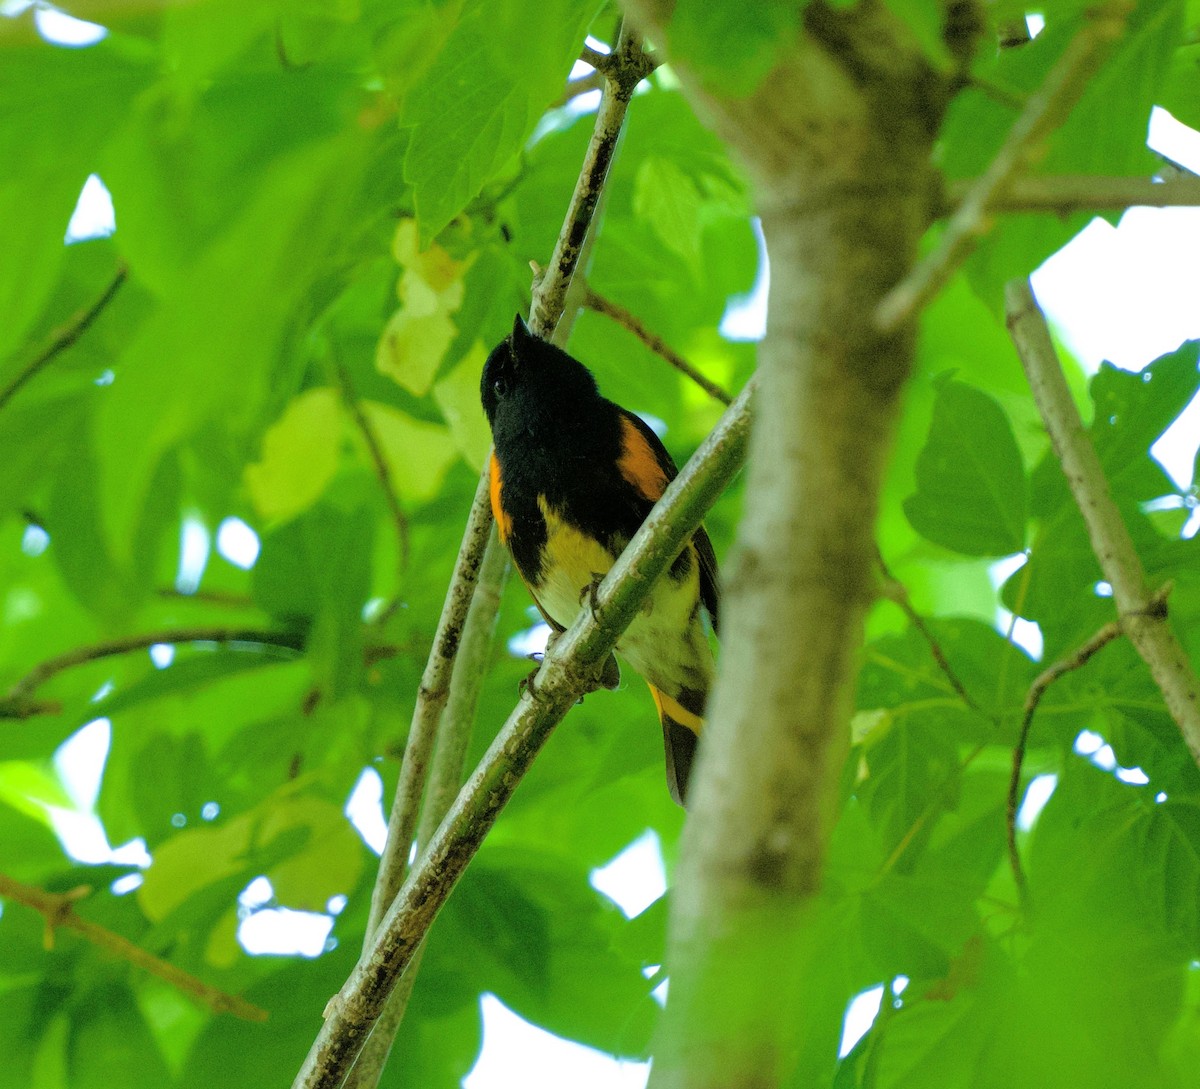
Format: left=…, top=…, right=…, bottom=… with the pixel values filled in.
left=480, top=314, right=599, bottom=431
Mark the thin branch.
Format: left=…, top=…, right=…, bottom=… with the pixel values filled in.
left=875, top=552, right=992, bottom=722
left=580, top=43, right=612, bottom=70
left=0, top=263, right=128, bottom=413
left=343, top=25, right=654, bottom=1088
left=292, top=382, right=753, bottom=1089
left=361, top=14, right=647, bottom=967
left=0, top=873, right=268, bottom=1022
left=1006, top=278, right=1200, bottom=759
left=364, top=475, right=494, bottom=936
left=0, top=627, right=304, bottom=718
left=343, top=532, right=507, bottom=1089
left=337, top=363, right=411, bottom=580
left=945, top=174, right=1200, bottom=215
left=584, top=285, right=734, bottom=405
left=874, top=2, right=1133, bottom=333
left=1005, top=614, right=1129, bottom=901
left=553, top=69, right=606, bottom=108
left=530, top=23, right=657, bottom=336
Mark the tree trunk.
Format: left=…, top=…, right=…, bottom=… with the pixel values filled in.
left=619, top=3, right=971, bottom=1083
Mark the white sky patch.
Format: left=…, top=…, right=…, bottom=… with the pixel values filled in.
left=54, top=718, right=110, bottom=810
left=238, top=907, right=333, bottom=957
left=839, top=985, right=884, bottom=1057
left=720, top=217, right=768, bottom=342
left=176, top=516, right=210, bottom=594
left=345, top=767, right=388, bottom=856
left=590, top=830, right=667, bottom=918
left=149, top=643, right=175, bottom=669
left=217, top=517, right=261, bottom=569
left=1017, top=773, right=1058, bottom=831
left=21, top=524, right=49, bottom=556
left=465, top=995, right=649, bottom=1089
left=65, top=174, right=115, bottom=243
left=508, top=620, right=551, bottom=660
left=35, top=4, right=106, bottom=47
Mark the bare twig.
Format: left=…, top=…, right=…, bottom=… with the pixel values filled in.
left=0, top=263, right=128, bottom=412
left=1006, top=278, right=1200, bottom=758
left=0, top=627, right=304, bottom=718
left=1005, top=614, right=1129, bottom=900
left=292, top=382, right=753, bottom=1089
left=580, top=43, right=612, bottom=71
left=0, top=873, right=268, bottom=1022
left=337, top=364, right=411, bottom=579
left=875, top=552, right=991, bottom=722
left=875, top=2, right=1132, bottom=332
left=344, top=533, right=507, bottom=1089
left=584, top=286, right=734, bottom=405
left=945, top=175, right=1200, bottom=216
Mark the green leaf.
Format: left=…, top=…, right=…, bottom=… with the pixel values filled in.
left=665, top=0, right=800, bottom=96
left=904, top=379, right=1028, bottom=556
left=68, top=984, right=172, bottom=1089
left=634, top=156, right=705, bottom=275
left=402, top=0, right=603, bottom=240
left=245, top=388, right=345, bottom=525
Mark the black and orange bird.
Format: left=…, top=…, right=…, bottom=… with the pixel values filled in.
left=481, top=315, right=719, bottom=805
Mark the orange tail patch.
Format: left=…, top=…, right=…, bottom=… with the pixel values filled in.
left=648, top=683, right=703, bottom=807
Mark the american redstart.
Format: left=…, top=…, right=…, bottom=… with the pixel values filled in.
left=481, top=314, right=719, bottom=805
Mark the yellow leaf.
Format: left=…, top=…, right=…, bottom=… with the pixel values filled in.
left=374, top=307, right=457, bottom=396
left=360, top=401, right=457, bottom=502
left=434, top=341, right=492, bottom=468
left=244, top=388, right=344, bottom=524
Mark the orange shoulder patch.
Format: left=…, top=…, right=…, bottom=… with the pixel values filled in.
left=617, top=415, right=669, bottom=502
left=489, top=452, right=512, bottom=542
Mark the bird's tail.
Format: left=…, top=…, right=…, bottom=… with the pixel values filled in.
left=647, top=684, right=705, bottom=807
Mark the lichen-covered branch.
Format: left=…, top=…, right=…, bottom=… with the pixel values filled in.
left=291, top=383, right=752, bottom=1089
left=0, top=873, right=267, bottom=1022
left=344, top=532, right=507, bottom=1089
left=1006, top=278, right=1200, bottom=758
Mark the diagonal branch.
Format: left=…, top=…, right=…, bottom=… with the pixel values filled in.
left=0, top=873, right=268, bottom=1022
left=353, top=21, right=654, bottom=1072
left=1006, top=278, right=1200, bottom=759
left=337, top=365, right=410, bottom=582
left=0, top=262, right=128, bottom=413
left=292, top=382, right=752, bottom=1089
left=875, top=2, right=1132, bottom=333
left=1, top=627, right=304, bottom=719
left=584, top=285, right=734, bottom=405
left=342, top=532, right=507, bottom=1089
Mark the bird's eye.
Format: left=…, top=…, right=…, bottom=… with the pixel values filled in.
left=493, top=376, right=510, bottom=398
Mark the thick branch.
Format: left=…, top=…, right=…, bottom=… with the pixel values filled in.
left=0, top=263, right=127, bottom=413
left=584, top=286, right=734, bottom=405
left=0, top=873, right=267, bottom=1022
left=1, top=627, right=304, bottom=719
left=1006, top=279, right=1200, bottom=758
left=292, top=384, right=752, bottom=1089
left=875, top=2, right=1132, bottom=332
